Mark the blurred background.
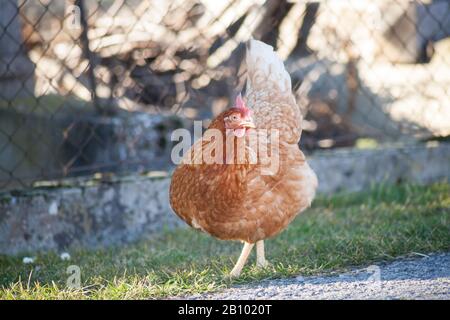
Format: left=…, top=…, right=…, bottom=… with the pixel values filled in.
left=1, top=0, right=449, bottom=191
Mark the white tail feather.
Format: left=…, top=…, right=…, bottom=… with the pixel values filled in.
left=246, top=39, right=292, bottom=93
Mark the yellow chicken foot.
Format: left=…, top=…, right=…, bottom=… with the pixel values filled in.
left=230, top=242, right=254, bottom=278
left=256, top=240, right=269, bottom=268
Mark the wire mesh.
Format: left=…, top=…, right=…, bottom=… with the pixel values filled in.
left=0, top=0, right=449, bottom=191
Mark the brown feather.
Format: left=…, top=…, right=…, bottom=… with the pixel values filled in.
left=170, top=39, right=318, bottom=244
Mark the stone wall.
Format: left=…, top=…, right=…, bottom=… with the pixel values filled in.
left=0, top=173, right=182, bottom=255
left=309, top=142, right=450, bottom=194
left=0, top=143, right=449, bottom=255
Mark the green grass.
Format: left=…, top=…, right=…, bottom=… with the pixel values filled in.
left=1, top=182, right=449, bottom=299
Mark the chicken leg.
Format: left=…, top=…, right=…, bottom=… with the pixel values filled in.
left=230, top=242, right=254, bottom=278
left=256, top=240, right=269, bottom=268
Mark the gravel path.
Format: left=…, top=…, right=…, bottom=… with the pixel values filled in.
left=187, top=252, right=450, bottom=300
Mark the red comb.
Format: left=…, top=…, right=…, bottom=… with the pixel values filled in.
left=235, top=93, right=251, bottom=117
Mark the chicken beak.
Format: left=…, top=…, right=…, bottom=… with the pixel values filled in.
left=239, top=120, right=256, bottom=129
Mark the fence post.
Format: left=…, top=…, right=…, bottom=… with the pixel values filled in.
left=75, top=0, right=102, bottom=113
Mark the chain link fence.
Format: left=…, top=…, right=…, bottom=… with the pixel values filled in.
left=0, top=0, right=449, bottom=191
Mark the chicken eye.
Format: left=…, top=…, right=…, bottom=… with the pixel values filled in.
left=231, top=114, right=239, bottom=121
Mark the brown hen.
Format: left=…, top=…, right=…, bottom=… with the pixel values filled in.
left=170, top=39, right=318, bottom=277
